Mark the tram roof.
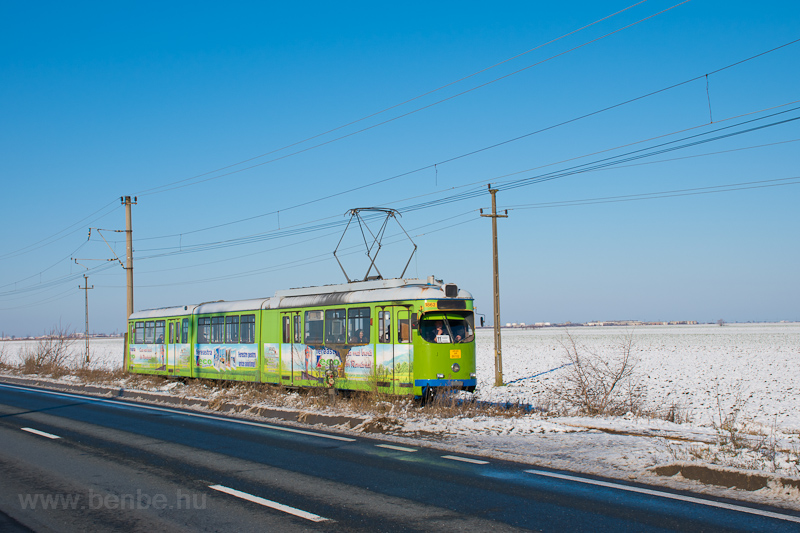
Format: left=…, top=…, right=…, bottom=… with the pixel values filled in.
left=129, top=278, right=472, bottom=320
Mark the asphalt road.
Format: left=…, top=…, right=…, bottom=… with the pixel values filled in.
left=0, top=382, right=798, bottom=532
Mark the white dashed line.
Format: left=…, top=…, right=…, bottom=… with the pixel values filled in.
left=209, top=484, right=329, bottom=522
left=21, top=427, right=61, bottom=439
left=524, top=470, right=800, bottom=524
left=442, top=455, right=489, bottom=465
left=376, top=444, right=417, bottom=452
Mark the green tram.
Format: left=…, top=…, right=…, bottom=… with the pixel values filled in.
left=126, top=277, right=476, bottom=397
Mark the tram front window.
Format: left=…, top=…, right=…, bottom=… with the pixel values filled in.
left=420, top=314, right=474, bottom=344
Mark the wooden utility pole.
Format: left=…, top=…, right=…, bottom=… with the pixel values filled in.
left=480, top=185, right=508, bottom=386
left=79, top=274, right=93, bottom=364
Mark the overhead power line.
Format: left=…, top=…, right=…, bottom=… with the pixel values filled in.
left=126, top=104, right=800, bottom=263
left=504, top=176, right=800, bottom=210
left=133, top=37, right=800, bottom=244
left=0, top=200, right=120, bottom=262
left=136, top=0, right=691, bottom=197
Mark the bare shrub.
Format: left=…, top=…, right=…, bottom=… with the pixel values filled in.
left=711, top=380, right=750, bottom=451
left=548, top=330, right=643, bottom=416
left=18, top=324, right=76, bottom=374
left=0, top=342, right=8, bottom=367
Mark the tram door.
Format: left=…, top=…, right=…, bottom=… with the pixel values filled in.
left=280, top=312, right=301, bottom=385
left=167, top=319, right=181, bottom=374
left=377, top=306, right=413, bottom=393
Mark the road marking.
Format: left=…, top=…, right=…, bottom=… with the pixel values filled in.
left=376, top=444, right=417, bottom=452
left=0, top=383, right=355, bottom=443
left=21, top=427, right=60, bottom=439
left=525, top=470, right=800, bottom=524
left=209, top=484, right=329, bottom=522
left=442, top=455, right=489, bottom=465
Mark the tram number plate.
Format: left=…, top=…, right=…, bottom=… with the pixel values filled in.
left=450, top=350, right=461, bottom=359
left=425, top=302, right=436, bottom=308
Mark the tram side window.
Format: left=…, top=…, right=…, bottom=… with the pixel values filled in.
left=325, top=309, right=346, bottom=344
left=134, top=322, right=145, bottom=344
left=282, top=316, right=291, bottom=343
left=182, top=319, right=189, bottom=344
left=211, top=316, right=224, bottom=343
left=378, top=311, right=391, bottom=343
left=226, top=316, right=239, bottom=343
left=348, top=307, right=370, bottom=344
left=398, top=312, right=411, bottom=344
left=145, top=321, right=155, bottom=344
left=155, top=320, right=165, bottom=344
left=293, top=315, right=301, bottom=343
left=240, top=315, right=255, bottom=344
left=304, top=311, right=323, bottom=344
left=197, top=317, right=211, bottom=344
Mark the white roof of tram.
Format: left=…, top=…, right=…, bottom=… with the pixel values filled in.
left=129, top=277, right=472, bottom=320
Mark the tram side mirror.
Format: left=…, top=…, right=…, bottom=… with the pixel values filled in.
left=480, top=316, right=485, bottom=327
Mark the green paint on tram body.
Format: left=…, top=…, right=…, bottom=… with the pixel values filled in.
left=126, top=279, right=477, bottom=397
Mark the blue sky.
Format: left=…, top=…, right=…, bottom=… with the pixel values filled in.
left=1, top=1, right=798, bottom=336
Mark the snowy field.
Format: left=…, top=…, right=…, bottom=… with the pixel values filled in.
left=3, top=323, right=799, bottom=430
left=474, top=323, right=800, bottom=430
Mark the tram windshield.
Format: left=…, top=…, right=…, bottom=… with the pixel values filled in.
left=420, top=313, right=474, bottom=344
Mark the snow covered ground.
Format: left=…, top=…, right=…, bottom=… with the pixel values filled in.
left=2, top=323, right=799, bottom=509
left=475, top=323, right=800, bottom=430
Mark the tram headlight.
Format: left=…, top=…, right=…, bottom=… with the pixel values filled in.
left=451, top=363, right=460, bottom=373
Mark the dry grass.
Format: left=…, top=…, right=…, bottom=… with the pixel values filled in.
left=0, top=342, right=8, bottom=368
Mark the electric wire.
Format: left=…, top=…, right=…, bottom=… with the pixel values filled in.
left=6, top=28, right=798, bottom=308
left=504, top=176, right=800, bottom=210
left=114, top=212, right=480, bottom=289
left=136, top=1, right=693, bottom=198
left=0, top=200, right=121, bottom=261
left=7, top=102, right=796, bottom=300
left=121, top=106, right=800, bottom=263
left=132, top=38, right=800, bottom=243
left=133, top=0, right=655, bottom=197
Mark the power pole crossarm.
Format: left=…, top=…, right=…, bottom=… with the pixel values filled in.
left=480, top=185, right=508, bottom=387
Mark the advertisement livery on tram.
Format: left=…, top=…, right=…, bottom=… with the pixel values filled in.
left=126, top=277, right=476, bottom=397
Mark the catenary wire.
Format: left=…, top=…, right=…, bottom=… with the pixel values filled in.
left=133, top=1, right=656, bottom=197
left=136, top=1, right=693, bottom=198
left=132, top=38, right=800, bottom=243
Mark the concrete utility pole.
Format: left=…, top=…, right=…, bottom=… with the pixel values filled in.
left=122, top=196, right=136, bottom=319
left=79, top=275, right=93, bottom=364
left=480, top=185, right=508, bottom=387
left=122, top=196, right=136, bottom=372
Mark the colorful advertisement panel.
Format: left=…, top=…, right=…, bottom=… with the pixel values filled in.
left=263, top=343, right=280, bottom=383
left=195, top=344, right=258, bottom=373
left=129, top=344, right=167, bottom=371
left=170, top=343, right=191, bottom=369
left=344, top=345, right=373, bottom=381
left=375, top=344, right=413, bottom=384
